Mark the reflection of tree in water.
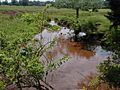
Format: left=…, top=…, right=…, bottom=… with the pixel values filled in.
left=39, top=27, right=96, bottom=60
left=54, top=38, right=95, bottom=59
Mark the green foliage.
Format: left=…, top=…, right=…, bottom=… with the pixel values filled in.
left=79, top=20, right=100, bottom=34
left=20, top=13, right=46, bottom=31
left=55, top=0, right=83, bottom=18
left=55, top=0, right=104, bottom=10
left=101, top=29, right=120, bottom=52
left=0, top=31, right=7, bottom=50
left=1, top=38, right=43, bottom=88
left=98, top=1, right=120, bottom=89
left=98, top=59, right=120, bottom=88
left=55, top=0, right=82, bottom=9
left=0, top=6, right=71, bottom=90
left=48, top=56, right=69, bottom=70
left=55, top=16, right=100, bottom=35
left=48, top=25, right=61, bottom=32
left=0, top=80, right=5, bottom=90
left=0, top=8, right=46, bottom=90
left=0, top=41, right=45, bottom=88
left=89, top=77, right=100, bottom=87
left=20, top=13, right=37, bottom=24
left=55, top=0, right=105, bottom=18
left=105, top=0, right=120, bottom=30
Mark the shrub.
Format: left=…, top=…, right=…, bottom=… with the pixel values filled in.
left=98, top=59, right=120, bottom=88
left=0, top=81, right=5, bottom=90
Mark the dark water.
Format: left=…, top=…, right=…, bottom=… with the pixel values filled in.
left=34, top=21, right=112, bottom=90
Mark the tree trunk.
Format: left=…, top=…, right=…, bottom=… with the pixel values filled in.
left=76, top=8, right=79, bottom=18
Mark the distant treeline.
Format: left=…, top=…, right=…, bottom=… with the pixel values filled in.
left=0, top=0, right=54, bottom=6
left=0, top=0, right=109, bottom=9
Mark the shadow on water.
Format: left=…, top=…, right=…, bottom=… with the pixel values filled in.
left=34, top=21, right=112, bottom=90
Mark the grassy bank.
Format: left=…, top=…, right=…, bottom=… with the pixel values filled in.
left=0, top=6, right=111, bottom=48
left=0, top=14, right=39, bottom=50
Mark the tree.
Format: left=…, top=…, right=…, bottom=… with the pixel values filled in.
left=2, top=0, right=8, bottom=5
left=11, top=0, right=18, bottom=5
left=55, top=0, right=83, bottom=18
left=103, top=0, right=109, bottom=8
left=105, top=0, right=120, bottom=30
left=80, top=0, right=104, bottom=11
left=55, top=0, right=104, bottom=18
left=98, top=0, right=120, bottom=88
left=19, top=0, right=29, bottom=6
left=0, top=0, right=1, bottom=5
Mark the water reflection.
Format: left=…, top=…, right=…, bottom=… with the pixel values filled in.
left=34, top=21, right=112, bottom=90
left=35, top=25, right=111, bottom=61
left=56, top=38, right=95, bottom=59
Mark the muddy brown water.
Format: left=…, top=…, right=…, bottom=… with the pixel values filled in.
left=34, top=21, right=112, bottom=90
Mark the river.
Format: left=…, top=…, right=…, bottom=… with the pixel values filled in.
left=34, top=21, right=112, bottom=90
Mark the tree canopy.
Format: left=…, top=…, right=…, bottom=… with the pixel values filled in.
left=0, top=0, right=53, bottom=6
left=106, top=0, right=120, bottom=30
left=98, top=0, right=120, bottom=88
left=55, top=0, right=82, bottom=9
left=55, top=0, right=104, bottom=10
left=55, top=0, right=105, bottom=18
left=11, top=0, right=18, bottom=5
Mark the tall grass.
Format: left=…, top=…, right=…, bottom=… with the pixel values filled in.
left=0, top=14, right=38, bottom=45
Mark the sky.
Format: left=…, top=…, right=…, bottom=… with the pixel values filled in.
left=1, top=0, right=53, bottom=2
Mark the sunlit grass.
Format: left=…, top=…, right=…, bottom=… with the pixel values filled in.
left=0, top=6, right=110, bottom=43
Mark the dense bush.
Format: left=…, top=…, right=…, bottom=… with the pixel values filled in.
left=0, top=6, right=71, bottom=89
left=101, top=29, right=120, bottom=52
left=98, top=59, right=120, bottom=88
left=0, top=13, right=46, bottom=90
left=98, top=1, right=120, bottom=88
left=105, top=0, right=120, bottom=30
left=0, top=32, right=7, bottom=50
left=54, top=16, right=102, bottom=41
left=0, top=80, right=5, bottom=90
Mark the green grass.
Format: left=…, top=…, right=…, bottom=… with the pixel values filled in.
left=0, top=14, right=39, bottom=51
left=0, top=5, right=44, bottom=11
left=0, top=6, right=111, bottom=48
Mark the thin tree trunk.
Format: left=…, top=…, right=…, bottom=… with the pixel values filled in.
left=76, top=8, right=79, bottom=19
